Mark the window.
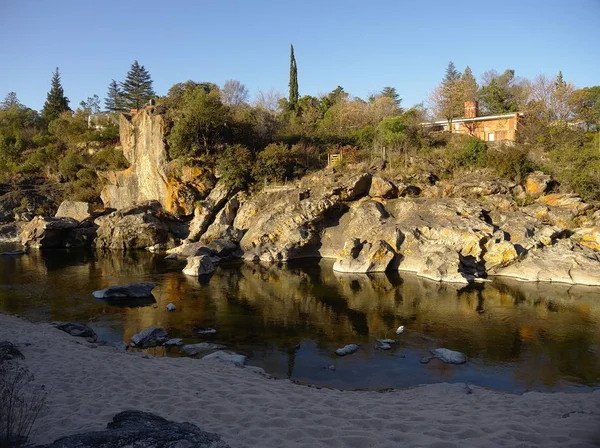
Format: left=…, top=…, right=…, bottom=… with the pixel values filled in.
left=488, top=132, right=495, bottom=142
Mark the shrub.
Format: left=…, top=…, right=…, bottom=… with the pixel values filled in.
left=486, top=145, right=535, bottom=183
left=0, top=363, right=47, bottom=447
left=216, top=144, right=253, bottom=190
left=58, top=151, right=84, bottom=181
left=252, top=143, right=298, bottom=183
left=92, top=147, right=129, bottom=171
left=455, top=138, right=487, bottom=168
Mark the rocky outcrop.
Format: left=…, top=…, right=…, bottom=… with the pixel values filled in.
left=55, top=201, right=93, bottom=222
left=524, top=171, right=554, bottom=198
left=490, top=239, right=600, bottom=286
left=200, top=194, right=244, bottom=242
left=333, top=238, right=396, bottom=273
left=39, top=410, right=231, bottom=448
left=20, top=216, right=95, bottom=248
left=94, top=202, right=175, bottom=251
left=369, top=175, right=397, bottom=198
left=188, top=181, right=233, bottom=241
left=100, top=110, right=213, bottom=217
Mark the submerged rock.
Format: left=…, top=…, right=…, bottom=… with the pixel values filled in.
left=130, top=327, right=168, bottom=348
left=201, top=350, right=247, bottom=367
left=0, top=249, right=26, bottom=256
left=335, top=344, right=359, bottom=356
left=92, top=282, right=156, bottom=300
left=39, top=410, right=231, bottom=448
left=165, top=338, right=183, bottom=346
left=421, top=348, right=468, bottom=365
left=0, top=341, right=24, bottom=361
left=52, top=322, right=97, bottom=342
left=182, top=342, right=226, bottom=355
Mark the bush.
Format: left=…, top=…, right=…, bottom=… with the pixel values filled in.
left=252, top=143, right=298, bottom=183
left=92, top=147, right=129, bottom=171
left=455, top=138, right=487, bottom=168
left=548, top=142, right=600, bottom=201
left=486, top=145, right=535, bottom=183
left=0, top=363, right=47, bottom=447
left=58, top=150, right=84, bottom=181
left=216, top=144, right=253, bottom=190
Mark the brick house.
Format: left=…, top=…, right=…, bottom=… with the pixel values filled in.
left=423, top=101, right=523, bottom=142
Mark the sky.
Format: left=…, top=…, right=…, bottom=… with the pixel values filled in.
left=1, top=0, right=599, bottom=112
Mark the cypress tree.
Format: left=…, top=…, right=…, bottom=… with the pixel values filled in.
left=105, top=80, right=126, bottom=112
left=120, top=60, right=156, bottom=111
left=41, top=67, right=70, bottom=122
left=288, top=44, right=298, bottom=110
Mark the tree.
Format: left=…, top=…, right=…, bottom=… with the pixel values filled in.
left=288, top=44, right=299, bottom=110
left=461, top=66, right=478, bottom=102
left=120, top=60, right=156, bottom=110
left=221, top=79, right=249, bottom=107
left=105, top=80, right=126, bottom=112
left=570, top=86, right=600, bottom=131
left=429, top=62, right=464, bottom=125
left=477, top=69, right=528, bottom=115
left=80, top=94, right=101, bottom=114
left=380, top=87, right=402, bottom=107
left=41, top=67, right=70, bottom=122
left=0, top=92, right=22, bottom=110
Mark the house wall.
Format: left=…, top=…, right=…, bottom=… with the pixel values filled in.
left=453, top=115, right=519, bottom=142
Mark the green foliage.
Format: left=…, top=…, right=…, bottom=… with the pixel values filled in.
left=455, top=138, right=487, bottom=168
left=166, top=88, right=230, bottom=158
left=486, top=145, right=535, bottom=183
left=41, top=68, right=70, bottom=122
left=120, top=60, right=156, bottom=110
left=217, top=144, right=253, bottom=190
left=105, top=80, right=126, bottom=112
left=92, top=147, right=129, bottom=171
left=288, top=44, right=299, bottom=110
left=58, top=150, right=84, bottom=181
left=548, top=139, right=600, bottom=201
left=380, top=87, right=401, bottom=107
left=0, top=92, right=22, bottom=110
left=253, top=143, right=298, bottom=182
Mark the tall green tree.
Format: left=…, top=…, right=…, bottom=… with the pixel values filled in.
left=380, top=87, right=402, bottom=107
left=430, top=61, right=464, bottom=124
left=105, top=80, right=126, bottom=112
left=288, top=44, right=299, bottom=110
left=120, top=60, right=156, bottom=110
left=478, top=69, right=522, bottom=115
left=41, top=67, right=70, bottom=122
left=461, top=66, right=478, bottom=102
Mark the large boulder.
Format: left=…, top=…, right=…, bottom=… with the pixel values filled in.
left=524, top=171, right=554, bottom=198
left=490, top=239, right=600, bottom=286
left=94, top=202, right=174, bottom=251
left=55, top=201, right=93, bottom=222
left=20, top=216, right=95, bottom=248
left=39, top=410, right=231, bottom=448
left=188, top=181, right=232, bottom=241
left=166, top=242, right=214, bottom=259
left=130, top=327, right=168, bottom=348
left=200, top=194, right=243, bottom=243
left=92, top=282, right=156, bottom=300
left=368, top=175, right=397, bottom=199
left=333, top=238, right=396, bottom=273
left=182, top=255, right=215, bottom=276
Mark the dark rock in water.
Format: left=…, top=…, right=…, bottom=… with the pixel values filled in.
left=38, top=410, right=231, bottom=448
left=20, top=216, right=95, bottom=249
left=130, top=327, right=168, bottom=348
left=52, top=322, right=97, bottom=342
left=335, top=344, right=359, bottom=356
left=0, top=341, right=24, bottom=361
left=0, top=249, right=26, bottom=256
left=421, top=348, right=467, bottom=365
left=93, top=283, right=156, bottom=300
left=0, top=222, right=20, bottom=243
left=182, top=342, right=226, bottom=355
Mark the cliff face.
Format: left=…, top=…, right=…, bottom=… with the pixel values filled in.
left=100, top=110, right=211, bottom=217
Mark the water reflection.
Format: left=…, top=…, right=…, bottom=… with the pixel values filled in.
left=0, top=244, right=599, bottom=392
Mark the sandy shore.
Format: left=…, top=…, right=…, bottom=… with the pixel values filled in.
left=1, top=313, right=599, bottom=447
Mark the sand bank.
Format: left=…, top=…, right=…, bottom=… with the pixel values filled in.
left=1, top=313, right=599, bottom=447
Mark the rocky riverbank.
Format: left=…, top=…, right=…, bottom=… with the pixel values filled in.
left=2, top=313, right=599, bottom=447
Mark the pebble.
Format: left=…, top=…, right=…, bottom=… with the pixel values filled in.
left=166, top=303, right=176, bottom=311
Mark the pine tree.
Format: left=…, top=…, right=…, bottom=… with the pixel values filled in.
left=41, top=67, right=70, bottom=122
left=555, top=71, right=566, bottom=89
left=461, top=66, right=478, bottom=102
left=288, top=45, right=298, bottom=110
left=0, top=92, right=22, bottom=110
left=430, top=61, right=464, bottom=123
left=119, top=60, right=156, bottom=111
left=380, top=87, right=402, bottom=107
left=105, top=80, right=126, bottom=112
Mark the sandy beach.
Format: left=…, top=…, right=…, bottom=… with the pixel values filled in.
left=1, top=313, right=599, bottom=447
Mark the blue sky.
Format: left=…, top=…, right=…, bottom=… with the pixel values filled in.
left=1, top=0, right=599, bottom=111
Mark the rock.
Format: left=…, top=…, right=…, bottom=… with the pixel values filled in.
left=113, top=341, right=128, bottom=351
left=369, top=175, right=397, bottom=199
left=0, top=341, right=25, bottom=361
left=55, top=201, right=93, bottom=222
left=182, top=255, right=215, bottom=276
left=166, top=303, right=176, bottom=311
left=335, top=344, right=359, bottom=356
left=20, top=216, right=94, bottom=248
left=201, top=350, right=247, bottom=367
left=376, top=339, right=396, bottom=344
left=165, top=338, right=183, bottom=346
left=0, top=222, right=21, bottom=243
left=166, top=241, right=215, bottom=259
left=201, top=194, right=243, bottom=243
left=197, top=328, right=217, bottom=335
left=182, top=343, right=226, bottom=355
left=39, top=410, right=231, bottom=448
left=525, top=171, right=554, bottom=198
left=375, top=342, right=391, bottom=350
left=92, top=282, right=156, bottom=300
left=0, top=249, right=26, bottom=256
left=207, top=239, right=239, bottom=258
left=333, top=239, right=396, bottom=273
left=52, top=322, right=97, bottom=342
left=94, top=202, right=174, bottom=251
left=490, top=239, right=600, bottom=286
left=188, top=181, right=233, bottom=241
left=164, top=253, right=178, bottom=260
left=572, top=227, right=600, bottom=251
left=430, top=348, right=468, bottom=364
left=130, top=327, right=168, bottom=348
left=483, top=237, right=519, bottom=270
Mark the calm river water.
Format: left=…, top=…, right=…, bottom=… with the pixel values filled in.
left=1, top=243, right=599, bottom=393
